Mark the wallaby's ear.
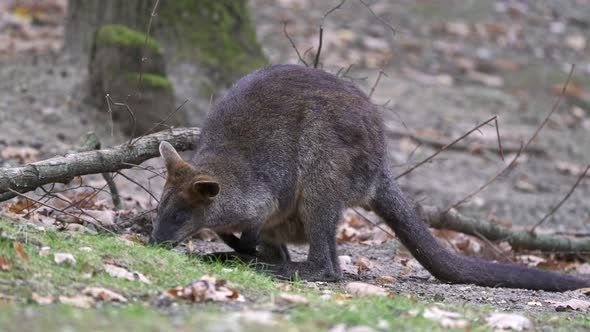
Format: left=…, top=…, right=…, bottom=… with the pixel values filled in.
left=159, top=141, right=183, bottom=170
left=192, top=180, right=220, bottom=199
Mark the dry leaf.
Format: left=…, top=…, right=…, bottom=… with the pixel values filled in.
left=13, top=241, right=28, bottom=261
left=379, top=276, right=396, bottom=283
left=554, top=299, right=590, bottom=312
left=7, top=198, right=38, bottom=214
left=54, top=253, right=76, bottom=266
left=80, top=209, right=116, bottom=226
left=31, top=292, right=53, bottom=305
left=104, top=263, right=150, bottom=284
left=82, top=287, right=127, bottom=303
left=278, top=293, right=309, bottom=305
left=486, top=313, right=533, bottom=330
left=0, top=256, right=13, bottom=271
left=516, top=255, right=546, bottom=267
left=354, top=257, right=374, bottom=272
left=59, top=295, right=94, bottom=308
left=0, top=146, right=40, bottom=163
left=551, top=83, right=583, bottom=98
left=466, top=70, right=504, bottom=87
left=339, top=255, right=358, bottom=275
left=565, top=34, right=586, bottom=51
left=345, top=282, right=389, bottom=297
left=160, top=275, right=244, bottom=304
left=423, top=307, right=470, bottom=329
left=556, top=161, right=588, bottom=177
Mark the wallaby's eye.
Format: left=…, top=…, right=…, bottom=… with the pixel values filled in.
left=192, top=181, right=220, bottom=198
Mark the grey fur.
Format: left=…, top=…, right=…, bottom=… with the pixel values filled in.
left=152, top=64, right=590, bottom=291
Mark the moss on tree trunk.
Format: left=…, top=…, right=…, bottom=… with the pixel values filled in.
left=66, top=0, right=266, bottom=123
left=157, top=0, right=266, bottom=86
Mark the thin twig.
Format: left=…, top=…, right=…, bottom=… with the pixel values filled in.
left=37, top=189, right=107, bottom=227
left=122, top=162, right=166, bottom=178
left=472, top=229, right=515, bottom=263
left=115, top=171, right=159, bottom=203
left=131, top=99, right=189, bottom=145
left=6, top=189, right=116, bottom=235
left=524, top=64, right=575, bottom=150
left=442, top=144, right=523, bottom=216
left=494, top=117, right=504, bottom=161
left=395, top=115, right=498, bottom=180
left=368, top=70, right=387, bottom=99
left=323, top=0, right=347, bottom=20
left=106, top=95, right=136, bottom=144
left=283, top=21, right=309, bottom=67
left=352, top=208, right=395, bottom=239
left=102, top=172, right=122, bottom=209
left=139, top=0, right=161, bottom=85
left=358, top=0, right=396, bottom=37
left=105, top=94, right=115, bottom=138
left=529, top=165, right=590, bottom=234
left=314, top=26, right=324, bottom=69
left=444, top=64, right=576, bottom=214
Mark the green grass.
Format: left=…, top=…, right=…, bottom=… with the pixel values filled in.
left=1, top=217, right=588, bottom=331
left=127, top=73, right=174, bottom=91
left=96, top=24, right=161, bottom=52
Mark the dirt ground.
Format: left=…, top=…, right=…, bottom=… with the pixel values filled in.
left=1, top=0, right=590, bottom=317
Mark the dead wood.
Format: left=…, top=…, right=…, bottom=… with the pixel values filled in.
left=0, top=128, right=200, bottom=202
left=418, top=205, right=590, bottom=253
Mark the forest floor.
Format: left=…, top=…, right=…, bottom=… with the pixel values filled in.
left=1, top=0, right=590, bottom=331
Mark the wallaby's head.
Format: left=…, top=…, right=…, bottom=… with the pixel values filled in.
left=150, top=142, right=221, bottom=245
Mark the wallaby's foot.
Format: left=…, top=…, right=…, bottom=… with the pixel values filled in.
left=270, top=261, right=342, bottom=282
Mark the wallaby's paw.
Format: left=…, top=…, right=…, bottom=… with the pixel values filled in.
left=270, top=262, right=342, bottom=282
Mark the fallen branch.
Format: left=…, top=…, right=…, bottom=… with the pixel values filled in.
left=385, top=129, right=544, bottom=156
left=418, top=205, right=590, bottom=253
left=0, top=128, right=200, bottom=202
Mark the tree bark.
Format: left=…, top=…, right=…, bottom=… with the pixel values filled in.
left=0, top=128, right=200, bottom=201
left=418, top=205, right=590, bottom=252
left=65, top=0, right=267, bottom=124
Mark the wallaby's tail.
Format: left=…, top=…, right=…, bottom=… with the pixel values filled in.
left=371, top=172, right=590, bottom=291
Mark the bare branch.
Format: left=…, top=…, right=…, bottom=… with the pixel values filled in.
left=524, top=64, right=575, bottom=150
left=314, top=26, right=324, bottom=69
left=395, top=115, right=498, bottom=180
left=358, top=0, right=397, bottom=37
left=0, top=128, right=200, bottom=201
left=131, top=99, right=189, bottom=145
left=530, top=165, right=590, bottom=234
left=368, top=70, right=387, bottom=99
left=7, top=189, right=116, bottom=235
left=494, top=117, right=505, bottom=161
left=283, top=22, right=309, bottom=67
left=323, top=0, right=347, bottom=20
left=115, top=171, right=159, bottom=203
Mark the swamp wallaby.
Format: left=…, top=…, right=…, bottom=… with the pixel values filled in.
left=151, top=64, right=589, bottom=291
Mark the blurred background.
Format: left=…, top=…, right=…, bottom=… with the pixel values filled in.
left=0, top=0, right=589, bottom=233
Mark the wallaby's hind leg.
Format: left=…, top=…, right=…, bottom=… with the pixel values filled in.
left=257, top=242, right=291, bottom=263
left=270, top=200, right=342, bottom=281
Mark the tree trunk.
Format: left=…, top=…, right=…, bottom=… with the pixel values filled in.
left=65, top=0, right=267, bottom=124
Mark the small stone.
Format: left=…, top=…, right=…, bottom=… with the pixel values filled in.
left=54, top=253, right=76, bottom=266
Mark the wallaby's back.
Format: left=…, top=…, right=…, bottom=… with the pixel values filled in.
left=194, top=64, right=385, bottom=211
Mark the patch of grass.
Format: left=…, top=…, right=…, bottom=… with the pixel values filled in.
left=1, top=217, right=579, bottom=331
left=0, top=219, right=274, bottom=299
